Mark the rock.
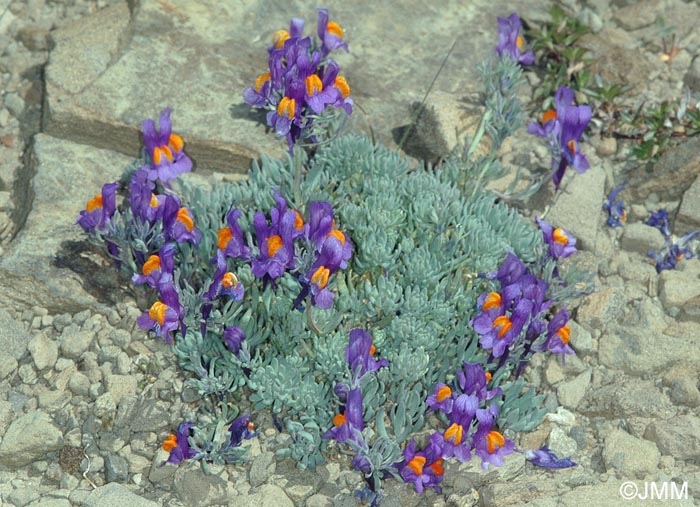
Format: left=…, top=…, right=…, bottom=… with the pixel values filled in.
left=173, top=465, right=237, bottom=506
left=628, top=136, right=700, bottom=202
left=93, top=392, right=117, bottom=421
left=645, top=415, right=700, bottom=461
left=558, top=480, right=695, bottom=507
left=399, top=91, right=483, bottom=164
left=16, top=25, right=50, bottom=51
left=9, top=486, right=41, bottom=507
left=0, top=135, right=130, bottom=314
left=546, top=426, right=578, bottom=460
left=575, top=287, right=625, bottom=332
left=27, top=331, right=58, bottom=370
left=659, top=267, right=700, bottom=309
left=59, top=328, right=96, bottom=359
left=243, top=484, right=294, bottom=507
left=620, top=222, right=665, bottom=256
left=104, top=374, right=137, bottom=405
left=546, top=166, right=605, bottom=250
left=104, top=454, right=129, bottom=482
left=579, top=379, right=675, bottom=419
left=306, top=494, right=333, bottom=507
left=602, top=429, right=660, bottom=478
left=84, top=483, right=159, bottom=507
left=0, top=400, right=14, bottom=437
left=68, top=371, right=91, bottom=397
left=612, top=0, right=661, bottom=30
left=684, top=56, right=700, bottom=93
left=0, top=411, right=64, bottom=468
left=148, top=449, right=176, bottom=483
left=676, top=174, right=700, bottom=234
left=4, top=91, right=25, bottom=118
left=26, top=499, right=71, bottom=507
left=557, top=369, right=592, bottom=410
left=0, top=352, right=18, bottom=380
left=0, top=308, right=30, bottom=359
left=249, top=451, right=276, bottom=487
left=668, top=376, right=700, bottom=408
left=569, top=320, right=594, bottom=355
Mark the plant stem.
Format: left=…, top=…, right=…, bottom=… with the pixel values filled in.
left=293, top=145, right=303, bottom=209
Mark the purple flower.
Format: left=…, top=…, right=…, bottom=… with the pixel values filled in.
left=141, top=107, right=192, bottom=183
left=132, top=242, right=176, bottom=288
left=603, top=182, right=627, bottom=228
left=77, top=182, right=118, bottom=232
left=223, top=326, right=246, bottom=355
left=205, top=250, right=244, bottom=302
left=489, top=251, right=528, bottom=288
left=217, top=208, right=250, bottom=260
left=323, top=388, right=364, bottom=445
left=496, top=13, right=534, bottom=65
left=162, top=195, right=201, bottom=245
left=136, top=277, right=182, bottom=343
left=317, top=8, right=348, bottom=56
left=346, top=329, right=389, bottom=384
left=457, top=362, right=500, bottom=401
left=645, top=209, right=671, bottom=238
left=426, top=383, right=454, bottom=414
left=161, top=421, right=197, bottom=465
left=471, top=298, right=533, bottom=357
left=648, top=231, right=699, bottom=272
left=440, top=394, right=479, bottom=463
left=398, top=436, right=445, bottom=494
left=473, top=405, right=515, bottom=469
left=535, top=217, right=577, bottom=259
left=524, top=446, right=576, bottom=468
left=251, top=195, right=303, bottom=283
left=528, top=86, right=591, bottom=189
left=229, top=412, right=257, bottom=448
left=306, top=235, right=346, bottom=308
left=268, top=17, right=305, bottom=53
left=541, top=308, right=574, bottom=356
left=129, top=169, right=165, bottom=223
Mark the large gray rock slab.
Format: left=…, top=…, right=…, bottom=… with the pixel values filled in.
left=0, top=134, right=129, bottom=314
left=0, top=411, right=64, bottom=468
left=44, top=0, right=533, bottom=172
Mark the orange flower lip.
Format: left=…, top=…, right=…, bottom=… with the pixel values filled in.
left=177, top=208, right=194, bottom=232
left=482, top=292, right=501, bottom=311
left=86, top=195, right=103, bottom=212
left=311, top=266, right=330, bottom=289
left=333, top=413, right=347, bottom=427
left=556, top=324, right=571, bottom=344
left=552, top=227, right=569, bottom=245
left=326, top=21, right=344, bottom=38
left=149, top=301, right=168, bottom=326
left=255, top=72, right=271, bottom=93
left=142, top=255, right=161, bottom=276
left=436, top=385, right=452, bottom=403
left=444, top=423, right=464, bottom=445
left=267, top=235, right=283, bottom=257
left=407, top=455, right=426, bottom=475
left=486, top=430, right=505, bottom=454
left=162, top=434, right=178, bottom=452
left=218, top=227, right=233, bottom=250
left=492, top=315, right=513, bottom=339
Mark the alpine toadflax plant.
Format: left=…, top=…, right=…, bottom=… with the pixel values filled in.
left=244, top=8, right=352, bottom=153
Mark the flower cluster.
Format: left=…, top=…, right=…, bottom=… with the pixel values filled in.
left=646, top=209, right=700, bottom=272
left=471, top=247, right=574, bottom=374
left=495, top=13, right=534, bottom=65
left=603, top=182, right=627, bottom=228
left=244, top=8, right=353, bottom=153
left=528, top=86, right=592, bottom=189
left=323, top=329, right=389, bottom=445
left=161, top=413, right=257, bottom=466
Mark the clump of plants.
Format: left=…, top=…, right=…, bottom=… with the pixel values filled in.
left=77, top=8, right=586, bottom=502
